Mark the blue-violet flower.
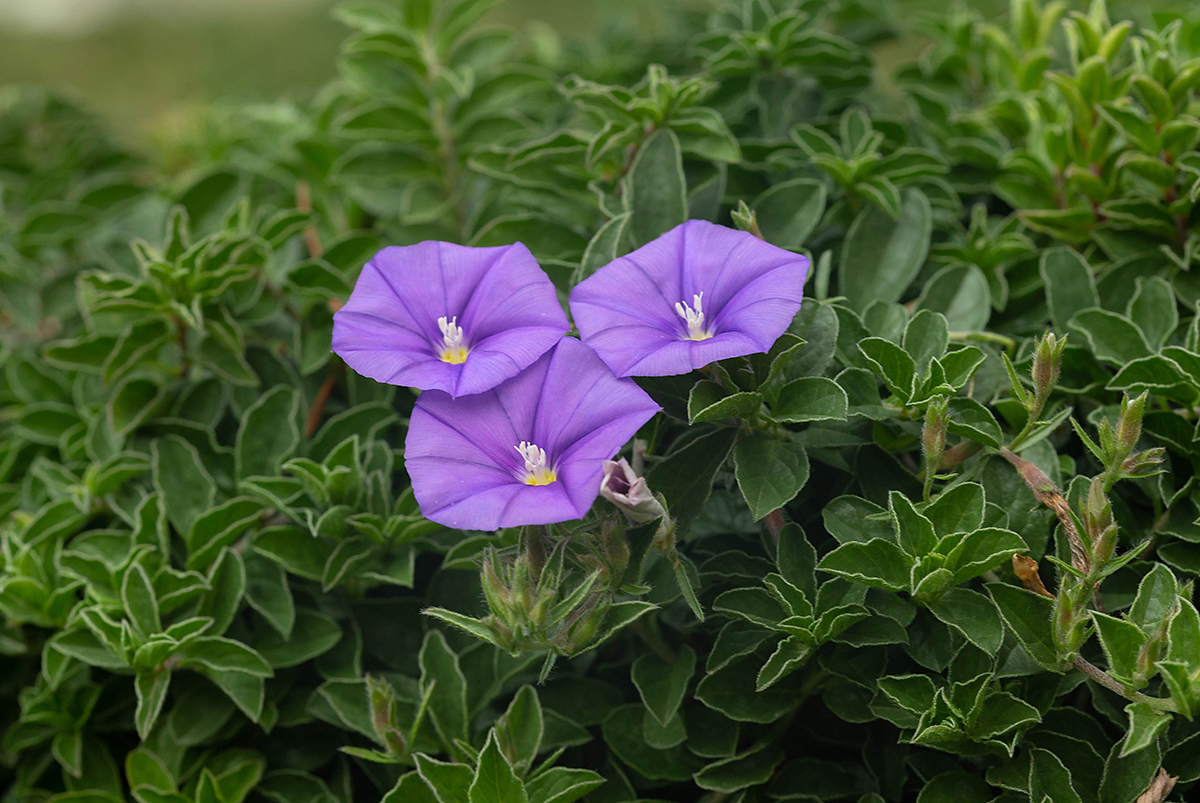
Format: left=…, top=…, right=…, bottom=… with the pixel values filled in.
left=405, top=337, right=660, bottom=530
left=333, top=241, right=569, bottom=397
left=569, top=220, right=809, bottom=376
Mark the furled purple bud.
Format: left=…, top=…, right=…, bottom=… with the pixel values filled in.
left=600, top=458, right=667, bottom=524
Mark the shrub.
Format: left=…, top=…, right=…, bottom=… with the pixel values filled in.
left=2, top=0, right=1200, bottom=801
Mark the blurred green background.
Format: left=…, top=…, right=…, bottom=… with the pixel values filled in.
left=0, top=0, right=1185, bottom=150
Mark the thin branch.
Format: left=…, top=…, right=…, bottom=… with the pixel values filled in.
left=1075, top=656, right=1176, bottom=712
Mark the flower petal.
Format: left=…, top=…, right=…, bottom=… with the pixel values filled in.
left=334, top=241, right=568, bottom=396
left=405, top=338, right=658, bottom=530
left=570, top=220, right=809, bottom=376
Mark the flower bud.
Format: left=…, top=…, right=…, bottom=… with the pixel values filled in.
left=1092, top=523, right=1118, bottom=567
left=1120, top=447, right=1166, bottom=477
left=367, top=676, right=409, bottom=758
left=600, top=458, right=667, bottom=524
left=1082, top=477, right=1112, bottom=543
left=561, top=597, right=610, bottom=655
left=1031, top=332, right=1065, bottom=406
left=1116, top=391, right=1148, bottom=457
left=922, top=397, right=949, bottom=469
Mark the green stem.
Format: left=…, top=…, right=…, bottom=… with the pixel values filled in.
left=1074, top=656, right=1177, bottom=712
left=949, top=330, right=1017, bottom=350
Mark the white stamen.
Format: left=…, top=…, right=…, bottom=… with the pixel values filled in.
left=437, top=316, right=469, bottom=364
left=674, top=292, right=711, bottom=341
left=438, top=316, right=464, bottom=349
left=515, top=441, right=556, bottom=485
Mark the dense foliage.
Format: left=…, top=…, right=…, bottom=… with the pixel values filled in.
left=3, top=0, right=1200, bottom=800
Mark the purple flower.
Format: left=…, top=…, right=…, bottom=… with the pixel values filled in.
left=405, top=337, right=660, bottom=531
left=569, top=220, right=809, bottom=377
left=332, top=241, right=569, bottom=397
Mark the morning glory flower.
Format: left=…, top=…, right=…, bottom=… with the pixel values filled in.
left=332, top=241, right=569, bottom=397
left=569, top=220, right=809, bottom=377
left=405, top=337, right=660, bottom=531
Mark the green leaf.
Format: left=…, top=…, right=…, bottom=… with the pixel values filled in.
left=687, top=382, right=762, bottom=423
left=693, top=743, right=784, bottom=794
left=927, top=587, right=1005, bottom=655
left=175, top=636, right=273, bottom=676
left=109, top=375, right=169, bottom=437
left=419, top=630, right=470, bottom=750
left=1092, top=612, right=1147, bottom=682
left=632, top=645, right=696, bottom=728
left=890, top=492, right=939, bottom=557
left=914, top=771, right=993, bottom=803
left=494, top=686, right=543, bottom=777
left=1040, top=247, right=1099, bottom=334
left=839, top=188, right=932, bottom=312
left=1128, top=564, right=1178, bottom=632
left=648, top=427, right=736, bottom=533
left=152, top=435, right=217, bottom=540
left=771, top=377, right=848, bottom=423
left=415, top=754, right=473, bottom=803
left=254, top=608, right=342, bottom=668
left=576, top=214, right=631, bottom=282
left=902, top=310, right=949, bottom=375
left=469, top=732, right=528, bottom=803
left=135, top=671, right=171, bottom=740
left=524, top=767, right=604, bottom=803
left=236, top=385, right=301, bottom=481
left=625, top=129, right=687, bottom=248
left=914, top=265, right=991, bottom=332
left=817, top=540, right=913, bottom=592
left=1068, top=309, right=1153, bottom=366
left=200, top=670, right=265, bottom=722
left=946, top=398, right=1003, bottom=448
left=923, top=483, right=985, bottom=537
left=752, top=178, right=827, bottom=250
left=187, top=497, right=265, bottom=571
left=383, top=773, right=440, bottom=803
left=122, top=562, right=161, bottom=639
left=1028, top=747, right=1082, bottom=803
left=601, top=704, right=703, bottom=781
left=986, top=583, right=1060, bottom=671
left=1167, top=598, right=1200, bottom=663
left=858, top=337, right=915, bottom=402
left=1099, top=730, right=1162, bottom=803
left=942, top=527, right=1028, bottom=585
left=243, top=552, right=295, bottom=639
left=733, top=435, right=809, bottom=521
left=1120, top=701, right=1171, bottom=757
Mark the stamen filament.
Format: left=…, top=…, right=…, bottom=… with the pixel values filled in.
left=675, top=292, right=712, bottom=341
left=515, top=441, right=557, bottom=485
left=438, top=316, right=469, bottom=364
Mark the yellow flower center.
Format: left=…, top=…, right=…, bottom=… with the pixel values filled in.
left=438, top=316, right=469, bottom=364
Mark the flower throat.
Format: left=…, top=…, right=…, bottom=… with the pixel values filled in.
left=515, top=441, right=556, bottom=485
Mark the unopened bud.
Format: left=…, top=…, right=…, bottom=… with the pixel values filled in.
left=481, top=551, right=514, bottom=625
left=1031, top=332, right=1065, bottom=407
left=1092, top=524, right=1118, bottom=566
left=1082, top=477, right=1112, bottom=543
left=922, top=397, right=949, bottom=468
left=561, top=597, right=609, bottom=655
left=600, top=458, right=667, bottom=524
left=1120, top=447, right=1166, bottom=477
left=1116, top=392, right=1148, bottom=457
left=367, top=676, right=408, bottom=757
